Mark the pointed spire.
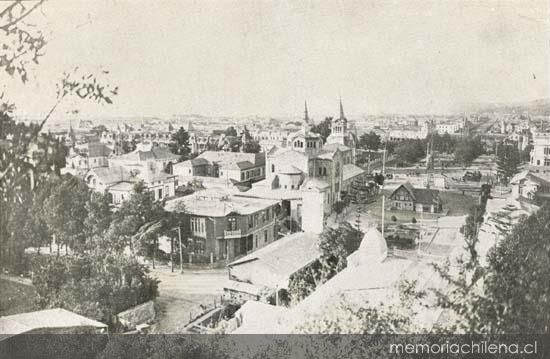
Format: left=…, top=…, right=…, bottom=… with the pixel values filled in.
left=339, top=98, right=345, bottom=120
left=304, top=100, right=310, bottom=124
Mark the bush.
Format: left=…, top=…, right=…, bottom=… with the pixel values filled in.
left=391, top=215, right=397, bottom=222
left=411, top=217, right=417, bottom=223
left=32, top=253, right=159, bottom=330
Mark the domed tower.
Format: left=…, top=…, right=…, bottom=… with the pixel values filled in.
left=347, top=226, right=388, bottom=267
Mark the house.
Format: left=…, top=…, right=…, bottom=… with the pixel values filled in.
left=510, top=170, right=550, bottom=203
left=165, top=189, right=280, bottom=262
left=0, top=308, right=107, bottom=337
left=223, top=231, right=322, bottom=304
left=172, top=151, right=265, bottom=184
left=64, top=142, right=112, bottom=175
left=389, top=182, right=442, bottom=213
left=108, top=142, right=179, bottom=174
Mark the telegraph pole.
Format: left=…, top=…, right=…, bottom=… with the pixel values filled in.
left=381, top=141, right=387, bottom=238
left=178, top=226, right=184, bottom=274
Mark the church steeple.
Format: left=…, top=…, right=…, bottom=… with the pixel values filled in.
left=339, top=98, right=346, bottom=120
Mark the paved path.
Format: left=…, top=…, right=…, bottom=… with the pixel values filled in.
left=149, top=266, right=227, bottom=333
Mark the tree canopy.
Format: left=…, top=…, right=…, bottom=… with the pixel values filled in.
left=310, top=117, right=332, bottom=143
left=358, top=131, right=381, bottom=151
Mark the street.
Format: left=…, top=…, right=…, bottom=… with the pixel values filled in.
left=149, top=266, right=227, bottom=333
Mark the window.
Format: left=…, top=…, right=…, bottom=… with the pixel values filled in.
left=191, top=217, right=206, bottom=235
left=248, top=215, right=254, bottom=229
left=255, top=236, right=258, bottom=248
left=291, top=185, right=294, bottom=189
left=264, top=230, right=268, bottom=242
left=241, top=173, right=245, bottom=181
left=165, top=185, right=170, bottom=197
left=227, top=217, right=238, bottom=231
left=272, top=164, right=275, bottom=173
left=158, top=188, right=163, bottom=199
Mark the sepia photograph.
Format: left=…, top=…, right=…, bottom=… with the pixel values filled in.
left=0, top=0, right=549, bottom=358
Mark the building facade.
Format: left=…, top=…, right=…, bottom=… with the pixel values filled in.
left=389, top=182, right=442, bottom=213
left=165, top=190, right=280, bottom=262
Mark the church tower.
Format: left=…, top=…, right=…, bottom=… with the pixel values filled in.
left=326, top=98, right=349, bottom=145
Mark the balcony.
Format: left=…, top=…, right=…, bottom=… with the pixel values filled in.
left=224, top=229, right=242, bottom=239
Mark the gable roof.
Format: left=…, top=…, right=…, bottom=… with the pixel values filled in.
left=114, top=146, right=179, bottom=162
left=87, top=142, right=112, bottom=157
left=391, top=182, right=440, bottom=205
left=228, top=232, right=322, bottom=289
left=86, top=166, right=137, bottom=185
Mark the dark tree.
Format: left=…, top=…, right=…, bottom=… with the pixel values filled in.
left=496, top=143, right=520, bottom=185
left=454, top=136, right=484, bottom=166
left=169, top=127, right=191, bottom=160
left=359, top=131, right=381, bottom=151
left=224, top=126, right=238, bottom=137
left=310, top=117, right=332, bottom=143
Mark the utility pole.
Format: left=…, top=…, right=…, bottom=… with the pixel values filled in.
left=170, top=237, right=174, bottom=272
left=178, top=226, right=184, bottom=274
left=381, top=142, right=387, bottom=238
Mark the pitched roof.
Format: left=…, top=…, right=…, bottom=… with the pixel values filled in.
left=196, top=151, right=265, bottom=169
left=87, top=142, right=112, bottom=157
left=228, top=232, right=322, bottom=289
left=412, top=188, right=440, bottom=205
left=342, top=164, right=365, bottom=181
left=0, top=308, right=107, bottom=337
left=392, top=182, right=440, bottom=205
left=114, top=146, right=179, bottom=162
left=86, top=166, right=137, bottom=185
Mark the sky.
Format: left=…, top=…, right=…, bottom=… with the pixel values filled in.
left=2, top=0, right=549, bottom=120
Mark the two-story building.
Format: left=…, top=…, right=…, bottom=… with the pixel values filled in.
left=530, top=131, right=550, bottom=168
left=172, top=151, right=265, bottom=184
left=64, top=142, right=112, bottom=175
left=165, top=189, right=280, bottom=262
left=83, top=142, right=178, bottom=205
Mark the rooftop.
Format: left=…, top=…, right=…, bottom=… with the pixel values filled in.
left=165, top=189, right=278, bottom=217
left=228, top=231, right=321, bottom=289
left=0, top=308, right=107, bottom=338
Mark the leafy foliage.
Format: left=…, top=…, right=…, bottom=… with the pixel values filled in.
left=358, top=131, right=381, bottom=151
left=32, top=252, right=159, bottom=329
left=168, top=126, right=191, bottom=160
left=453, top=136, right=484, bottom=166
left=288, top=223, right=363, bottom=302
left=394, top=139, right=425, bottom=165
left=224, top=126, right=237, bottom=137
left=0, top=0, right=47, bottom=83
left=496, top=143, right=520, bottom=186
left=310, top=117, right=332, bottom=143
left=43, top=175, right=90, bottom=253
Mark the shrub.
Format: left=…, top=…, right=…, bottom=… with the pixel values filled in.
left=391, top=215, right=397, bottom=222
left=411, top=217, right=417, bottom=223
left=32, top=253, right=159, bottom=329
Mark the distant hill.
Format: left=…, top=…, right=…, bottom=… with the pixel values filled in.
left=457, top=99, right=550, bottom=115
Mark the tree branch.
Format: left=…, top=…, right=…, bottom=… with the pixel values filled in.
left=0, top=0, right=46, bottom=31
